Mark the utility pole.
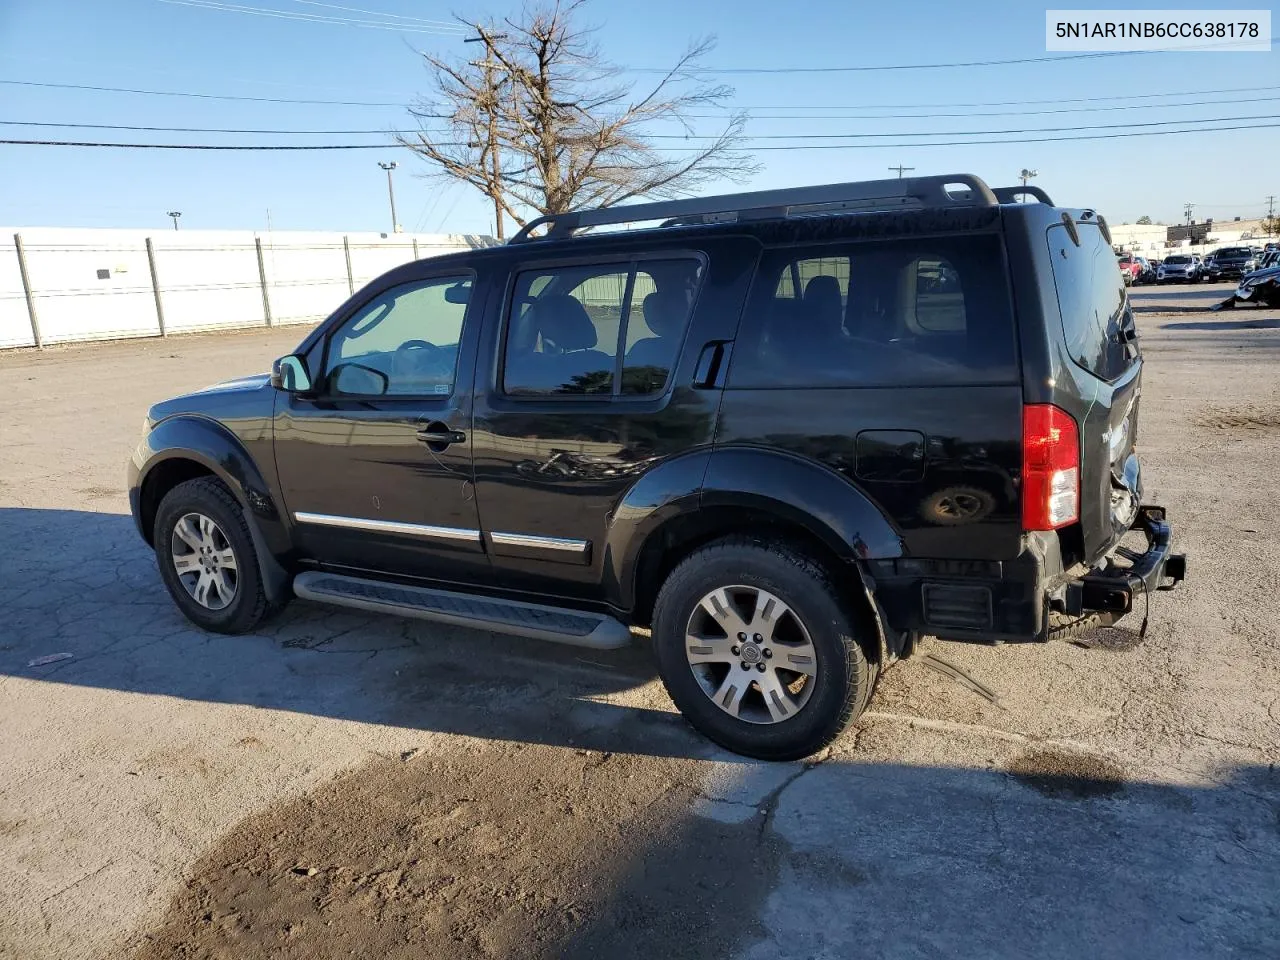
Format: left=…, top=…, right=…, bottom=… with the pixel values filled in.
left=465, top=27, right=508, bottom=241
left=1267, top=195, right=1276, bottom=236
left=1184, top=202, right=1194, bottom=225
left=378, top=161, right=400, bottom=233
left=888, top=164, right=914, bottom=179
left=167, top=210, right=182, bottom=230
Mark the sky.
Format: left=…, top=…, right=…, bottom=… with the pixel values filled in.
left=0, top=0, right=1276, bottom=234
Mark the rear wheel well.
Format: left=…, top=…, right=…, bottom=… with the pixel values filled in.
left=138, top=458, right=217, bottom=545
left=631, top=507, right=884, bottom=663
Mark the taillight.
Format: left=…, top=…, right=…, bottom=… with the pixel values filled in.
left=1022, top=404, right=1080, bottom=531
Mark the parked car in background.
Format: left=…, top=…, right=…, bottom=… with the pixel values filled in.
left=1234, top=263, right=1280, bottom=307
left=127, top=173, right=1184, bottom=760
left=1156, top=254, right=1202, bottom=283
left=1207, top=246, right=1260, bottom=281
left=1117, top=253, right=1143, bottom=285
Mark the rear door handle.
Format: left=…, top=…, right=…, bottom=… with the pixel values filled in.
left=693, top=340, right=732, bottom=389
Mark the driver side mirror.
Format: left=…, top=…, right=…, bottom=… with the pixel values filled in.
left=271, top=355, right=312, bottom=393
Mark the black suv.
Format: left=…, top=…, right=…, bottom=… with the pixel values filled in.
left=1207, top=246, right=1259, bottom=281
left=128, top=174, right=1185, bottom=760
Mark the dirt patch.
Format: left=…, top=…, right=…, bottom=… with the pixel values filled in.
left=129, top=743, right=783, bottom=960
left=1007, top=749, right=1127, bottom=799
left=1068, top=625, right=1146, bottom=653
left=1198, top=410, right=1280, bottom=434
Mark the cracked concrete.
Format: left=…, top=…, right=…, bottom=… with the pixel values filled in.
left=1, top=290, right=1279, bottom=959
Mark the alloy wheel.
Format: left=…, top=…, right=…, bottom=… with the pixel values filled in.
left=170, top=512, right=239, bottom=611
left=684, top=585, right=817, bottom=724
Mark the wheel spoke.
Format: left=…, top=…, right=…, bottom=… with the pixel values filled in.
left=757, top=668, right=795, bottom=723
left=172, top=553, right=201, bottom=575
left=710, top=671, right=751, bottom=718
left=193, top=573, right=213, bottom=607
left=748, top=590, right=791, bottom=643
left=686, top=635, right=737, bottom=665
left=215, top=549, right=237, bottom=571
left=214, top=569, right=236, bottom=603
left=777, top=639, right=818, bottom=676
left=699, top=588, right=747, bottom=635
left=198, top=515, right=216, bottom=546
left=174, top=517, right=203, bottom=551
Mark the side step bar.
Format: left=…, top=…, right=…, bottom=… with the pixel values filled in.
left=292, top=572, right=632, bottom=650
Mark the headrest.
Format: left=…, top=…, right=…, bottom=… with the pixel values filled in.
left=804, top=275, right=842, bottom=306
left=531, top=295, right=596, bottom=350
left=641, top=290, right=688, bottom=337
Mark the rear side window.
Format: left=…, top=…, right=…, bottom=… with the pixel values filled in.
left=728, top=235, right=1017, bottom=389
left=503, top=258, right=702, bottom=397
left=1047, top=222, right=1135, bottom=381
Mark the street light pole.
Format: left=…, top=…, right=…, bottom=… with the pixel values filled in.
left=166, top=211, right=182, bottom=230
left=1018, top=169, right=1038, bottom=201
left=378, top=161, right=400, bottom=233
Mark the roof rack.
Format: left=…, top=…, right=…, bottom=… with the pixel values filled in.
left=992, top=185, right=1054, bottom=205
left=509, top=173, right=1000, bottom=243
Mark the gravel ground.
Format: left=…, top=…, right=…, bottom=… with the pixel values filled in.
left=1, top=294, right=1278, bottom=960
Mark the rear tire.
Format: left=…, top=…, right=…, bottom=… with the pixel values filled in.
left=153, top=477, right=279, bottom=634
left=651, top=536, right=874, bottom=761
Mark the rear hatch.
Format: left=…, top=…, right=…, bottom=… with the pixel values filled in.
left=1043, top=218, right=1143, bottom=564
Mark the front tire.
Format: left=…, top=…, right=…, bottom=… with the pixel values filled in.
left=651, top=537, right=874, bottom=760
left=153, top=477, right=276, bottom=634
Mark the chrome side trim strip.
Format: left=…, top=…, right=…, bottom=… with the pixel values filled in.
left=489, top=531, right=589, bottom=553
left=293, top=512, right=480, bottom=542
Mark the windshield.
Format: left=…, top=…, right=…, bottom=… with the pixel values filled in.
left=1218, top=248, right=1250, bottom=257
left=1165, top=256, right=1190, bottom=264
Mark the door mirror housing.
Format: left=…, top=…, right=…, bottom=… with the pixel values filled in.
left=271, top=355, right=312, bottom=392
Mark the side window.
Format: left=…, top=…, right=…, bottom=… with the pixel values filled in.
left=728, top=236, right=1017, bottom=389
left=1048, top=223, right=1133, bottom=381
left=503, top=258, right=702, bottom=397
left=325, top=275, right=471, bottom=396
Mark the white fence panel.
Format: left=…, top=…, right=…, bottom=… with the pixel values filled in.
left=261, top=240, right=351, bottom=326
left=0, top=229, right=496, bottom=349
left=21, top=238, right=159, bottom=343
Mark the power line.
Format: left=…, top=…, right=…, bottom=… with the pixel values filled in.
left=6, top=120, right=1279, bottom=151
left=284, top=0, right=463, bottom=27
left=0, top=77, right=407, bottom=106
left=154, top=0, right=468, bottom=35
left=625, top=35, right=1278, bottom=74
left=6, top=76, right=1280, bottom=116
left=9, top=112, right=1279, bottom=140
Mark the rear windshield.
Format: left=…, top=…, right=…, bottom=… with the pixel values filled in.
left=727, top=234, right=1017, bottom=388
left=1048, top=222, right=1136, bottom=381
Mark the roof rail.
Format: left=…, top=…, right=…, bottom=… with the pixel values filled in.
left=509, top=173, right=999, bottom=243
left=993, top=185, right=1054, bottom=205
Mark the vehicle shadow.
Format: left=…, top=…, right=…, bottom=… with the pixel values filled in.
left=0, top=507, right=713, bottom=762
left=127, top=748, right=1280, bottom=959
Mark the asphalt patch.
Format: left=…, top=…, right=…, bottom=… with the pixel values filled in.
left=128, top=743, right=783, bottom=960
left=1007, top=749, right=1127, bottom=800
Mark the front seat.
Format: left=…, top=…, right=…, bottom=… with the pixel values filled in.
left=521, top=294, right=612, bottom=394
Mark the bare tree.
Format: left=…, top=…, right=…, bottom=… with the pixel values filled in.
left=400, top=0, right=755, bottom=239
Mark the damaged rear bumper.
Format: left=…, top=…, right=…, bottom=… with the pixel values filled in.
left=1064, top=505, right=1186, bottom=617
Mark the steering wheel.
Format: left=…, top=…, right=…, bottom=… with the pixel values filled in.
left=392, top=339, right=444, bottom=380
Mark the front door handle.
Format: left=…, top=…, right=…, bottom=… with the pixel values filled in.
left=416, top=422, right=466, bottom=451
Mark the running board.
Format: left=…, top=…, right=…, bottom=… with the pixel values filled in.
left=292, top=572, right=632, bottom=650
